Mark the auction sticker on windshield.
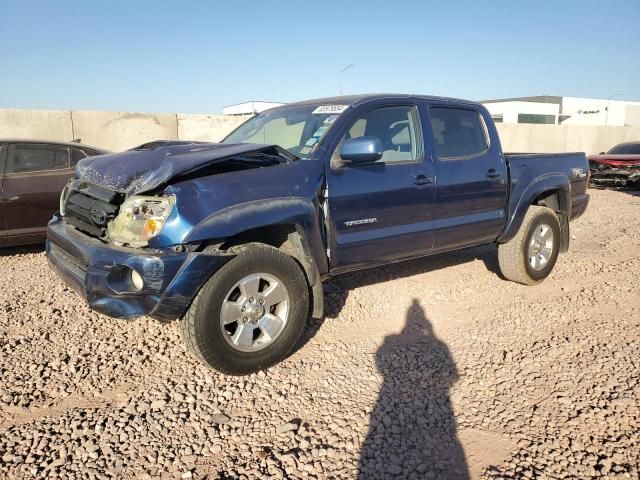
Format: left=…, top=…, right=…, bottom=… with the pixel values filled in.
left=312, top=105, right=349, bottom=114
left=311, top=126, right=329, bottom=138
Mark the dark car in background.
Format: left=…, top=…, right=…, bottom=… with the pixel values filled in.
left=589, top=141, right=640, bottom=189
left=0, top=139, right=108, bottom=247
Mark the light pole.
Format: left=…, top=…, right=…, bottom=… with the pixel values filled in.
left=605, top=93, right=623, bottom=125
left=339, top=64, right=355, bottom=95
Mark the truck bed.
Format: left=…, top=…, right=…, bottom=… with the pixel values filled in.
left=503, top=151, right=590, bottom=226
left=504, top=152, right=586, bottom=159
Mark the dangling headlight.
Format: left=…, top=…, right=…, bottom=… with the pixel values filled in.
left=59, top=183, right=69, bottom=217
left=107, top=195, right=175, bottom=247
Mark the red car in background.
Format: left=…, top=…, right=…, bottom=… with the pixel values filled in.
left=0, top=139, right=109, bottom=247
left=589, top=141, right=640, bottom=189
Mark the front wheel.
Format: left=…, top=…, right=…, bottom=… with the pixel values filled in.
left=180, top=243, right=310, bottom=375
left=498, top=206, right=561, bottom=285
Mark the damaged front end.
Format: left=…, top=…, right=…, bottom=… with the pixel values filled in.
left=589, top=160, right=640, bottom=189
left=62, top=142, right=294, bottom=247
left=46, top=217, right=233, bottom=321
left=47, top=142, right=298, bottom=320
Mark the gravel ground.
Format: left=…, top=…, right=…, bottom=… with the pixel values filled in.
left=1, top=188, right=639, bottom=480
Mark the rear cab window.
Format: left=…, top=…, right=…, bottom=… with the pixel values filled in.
left=8, top=144, right=70, bottom=174
left=429, top=107, right=489, bottom=159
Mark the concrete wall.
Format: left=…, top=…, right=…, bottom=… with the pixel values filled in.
left=625, top=105, right=640, bottom=127
left=176, top=114, right=250, bottom=143
left=496, top=123, right=640, bottom=154
left=0, top=109, right=73, bottom=141
left=0, top=109, right=251, bottom=151
left=1, top=108, right=638, bottom=155
left=72, top=111, right=179, bottom=152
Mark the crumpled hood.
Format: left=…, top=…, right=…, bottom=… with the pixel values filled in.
left=76, top=142, right=291, bottom=195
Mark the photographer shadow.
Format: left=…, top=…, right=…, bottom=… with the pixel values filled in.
left=357, top=299, right=469, bottom=479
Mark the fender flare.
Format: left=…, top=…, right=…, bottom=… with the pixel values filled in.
left=184, top=197, right=328, bottom=317
left=498, top=173, right=572, bottom=251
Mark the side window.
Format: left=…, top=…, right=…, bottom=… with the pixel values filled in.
left=0, top=144, right=7, bottom=175
left=429, top=107, right=489, bottom=159
left=335, top=105, right=421, bottom=164
left=71, top=148, right=88, bottom=166
left=9, top=145, right=70, bottom=174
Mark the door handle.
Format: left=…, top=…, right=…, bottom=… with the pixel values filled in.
left=486, top=169, right=502, bottom=179
left=413, top=174, right=433, bottom=186
left=6, top=196, right=20, bottom=202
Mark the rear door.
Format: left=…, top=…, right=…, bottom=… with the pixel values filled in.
left=427, top=105, right=508, bottom=250
left=2, top=143, right=74, bottom=241
left=325, top=103, right=436, bottom=271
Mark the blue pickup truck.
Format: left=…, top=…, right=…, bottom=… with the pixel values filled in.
left=47, top=94, right=590, bottom=374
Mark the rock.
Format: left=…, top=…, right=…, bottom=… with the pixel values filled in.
left=210, top=444, right=223, bottom=454
left=599, top=457, right=613, bottom=474
left=211, top=413, right=231, bottom=424
left=150, top=400, right=167, bottom=409
left=277, top=421, right=300, bottom=434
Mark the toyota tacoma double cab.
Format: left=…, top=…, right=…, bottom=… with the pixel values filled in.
left=47, top=94, right=590, bottom=375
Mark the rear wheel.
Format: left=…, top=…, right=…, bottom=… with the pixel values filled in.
left=181, top=243, right=309, bottom=375
left=498, top=206, right=561, bottom=285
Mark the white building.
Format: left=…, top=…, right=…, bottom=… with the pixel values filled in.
left=482, top=96, right=640, bottom=126
left=222, top=101, right=284, bottom=115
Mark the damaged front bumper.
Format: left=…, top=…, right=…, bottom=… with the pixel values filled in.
left=589, top=161, right=640, bottom=189
left=46, top=216, right=232, bottom=321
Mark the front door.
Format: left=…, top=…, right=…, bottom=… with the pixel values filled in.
left=326, top=104, right=436, bottom=271
left=2, top=143, right=74, bottom=241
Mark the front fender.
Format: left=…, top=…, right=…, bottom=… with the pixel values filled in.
left=184, top=197, right=328, bottom=275
left=498, top=173, right=571, bottom=245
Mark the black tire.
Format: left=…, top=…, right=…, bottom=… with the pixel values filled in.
left=498, top=206, right=561, bottom=285
left=180, top=243, right=309, bottom=375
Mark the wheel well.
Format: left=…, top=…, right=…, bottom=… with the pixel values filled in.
left=220, top=225, right=294, bottom=251
left=532, top=190, right=570, bottom=253
left=219, top=224, right=324, bottom=319
left=533, top=191, right=561, bottom=212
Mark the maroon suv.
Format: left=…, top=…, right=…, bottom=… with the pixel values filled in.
left=0, top=139, right=109, bottom=247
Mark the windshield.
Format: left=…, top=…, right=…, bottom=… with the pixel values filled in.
left=222, top=104, right=348, bottom=159
left=608, top=143, right=640, bottom=155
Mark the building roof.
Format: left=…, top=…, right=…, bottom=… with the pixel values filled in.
left=481, top=95, right=563, bottom=105
left=223, top=100, right=285, bottom=108
left=222, top=101, right=285, bottom=115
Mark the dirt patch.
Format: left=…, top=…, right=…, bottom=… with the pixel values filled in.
left=1, top=188, right=639, bottom=479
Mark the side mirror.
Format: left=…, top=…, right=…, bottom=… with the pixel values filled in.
left=340, top=137, right=383, bottom=165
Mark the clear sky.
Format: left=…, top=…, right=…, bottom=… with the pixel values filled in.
left=1, top=0, right=638, bottom=114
